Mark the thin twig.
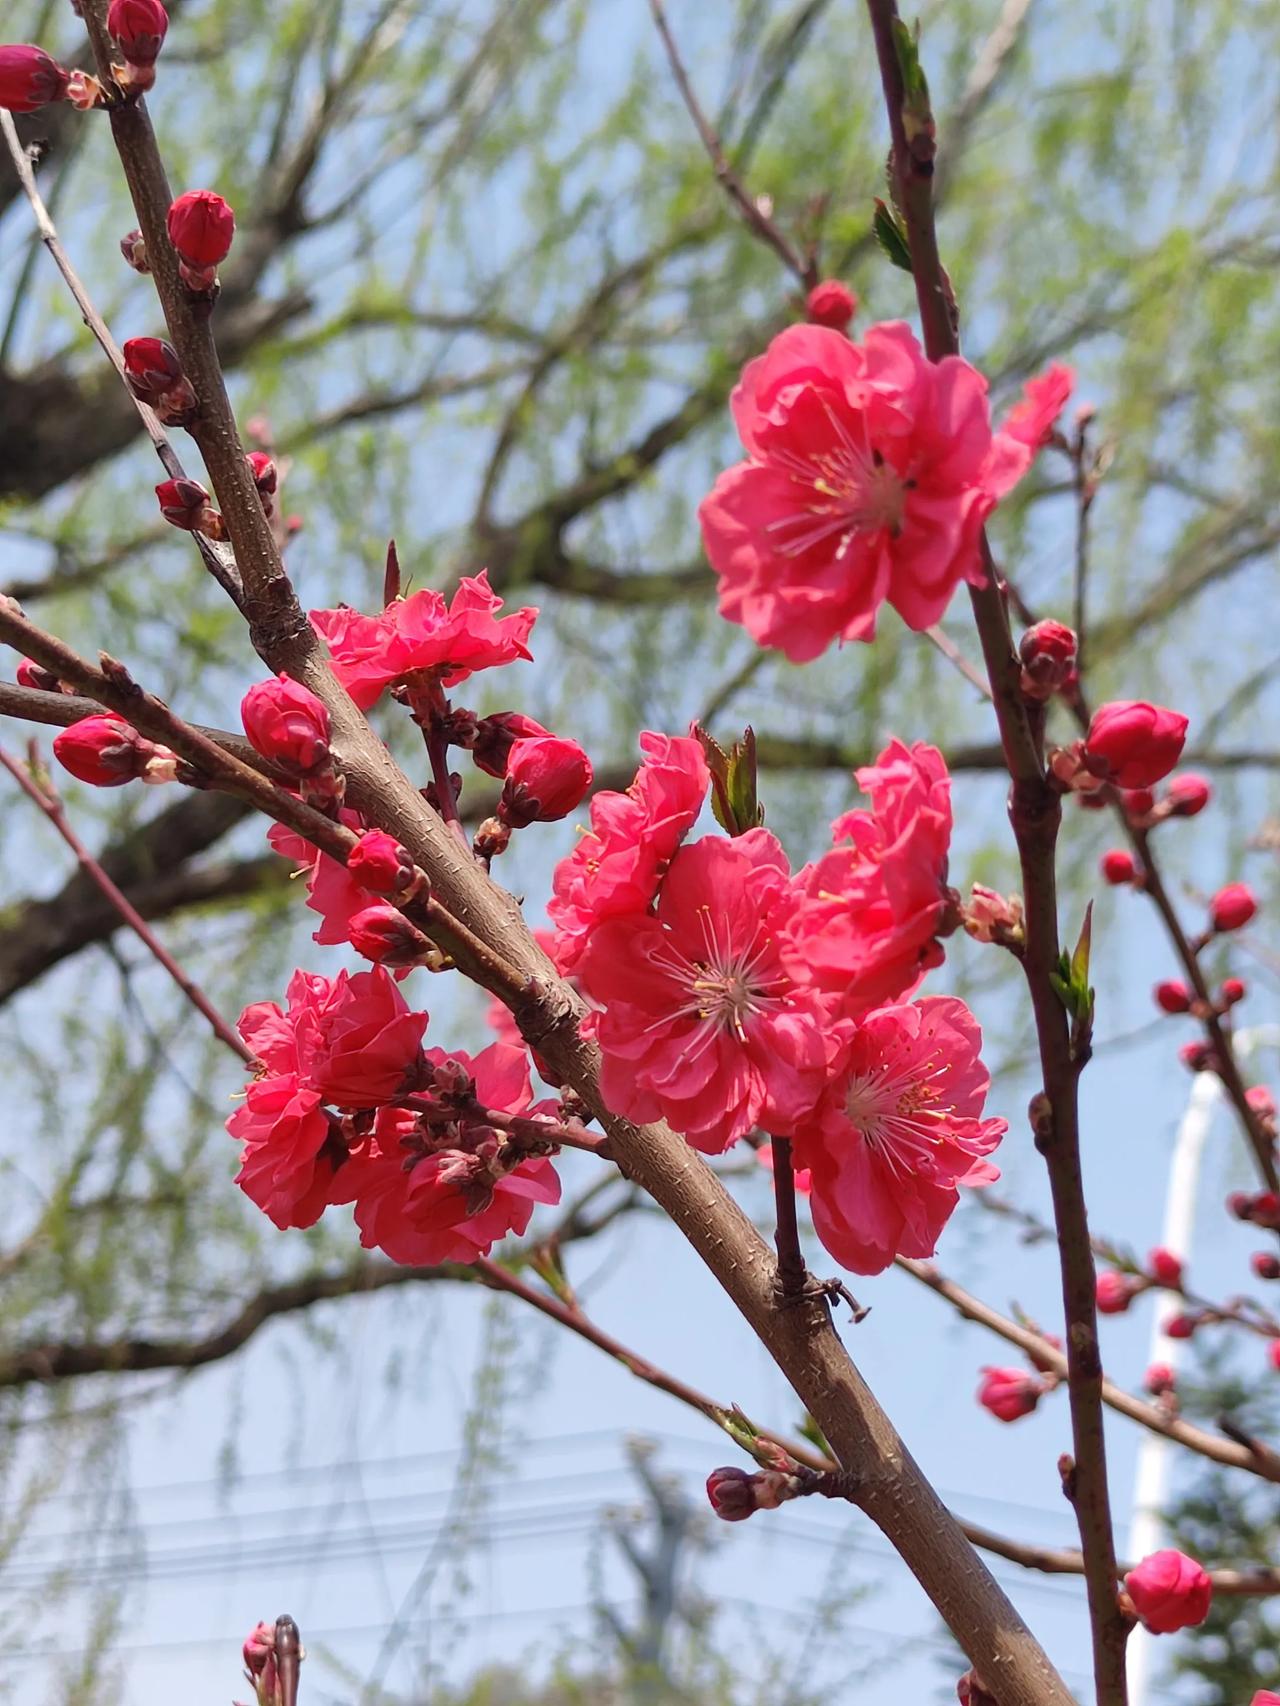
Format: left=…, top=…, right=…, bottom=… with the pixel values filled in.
left=0, top=741, right=251, bottom=1060
left=647, top=0, right=816, bottom=289
left=924, top=624, right=995, bottom=701
left=899, top=1256, right=1280, bottom=1484
left=0, top=603, right=531, bottom=1010
left=979, top=1190, right=1280, bottom=1341
left=480, top=1254, right=1280, bottom=1595
left=1071, top=416, right=1094, bottom=677
left=1129, top=824, right=1280, bottom=1192
left=0, top=110, right=243, bottom=606
left=770, top=1137, right=809, bottom=1301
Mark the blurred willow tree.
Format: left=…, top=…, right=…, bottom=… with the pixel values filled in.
left=2, top=0, right=1280, bottom=1692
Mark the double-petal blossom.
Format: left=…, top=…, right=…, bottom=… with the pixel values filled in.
left=791, top=997, right=1005, bottom=1274
left=311, top=572, right=536, bottom=709
left=699, top=321, right=1071, bottom=660
left=578, top=830, right=830, bottom=1153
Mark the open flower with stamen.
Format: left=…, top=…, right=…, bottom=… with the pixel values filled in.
left=698, top=322, right=1071, bottom=661
left=577, top=829, right=829, bottom=1153
left=792, top=996, right=1005, bottom=1274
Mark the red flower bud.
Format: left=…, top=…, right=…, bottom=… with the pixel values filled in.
left=243, top=1621, right=274, bottom=1676
left=167, top=189, right=235, bottom=268
left=1221, top=976, right=1246, bottom=1007
left=499, top=735, right=593, bottom=828
left=1121, top=787, right=1155, bottom=819
left=1179, top=1040, right=1213, bottom=1073
left=347, top=830, right=416, bottom=897
left=16, top=657, right=61, bottom=693
left=1096, top=1270, right=1136, bottom=1314
left=347, top=904, right=435, bottom=969
left=1254, top=1191, right=1280, bottom=1227
left=1251, top=1252, right=1280, bottom=1281
left=1123, top=1549, right=1212, bottom=1634
left=122, top=336, right=184, bottom=403
left=1148, top=1247, right=1183, bottom=1289
left=805, top=280, right=858, bottom=330
left=1144, top=1363, right=1176, bottom=1396
left=240, top=674, right=331, bottom=775
left=1248, top=1085, right=1277, bottom=1124
left=155, top=477, right=223, bottom=538
left=1210, top=881, right=1257, bottom=933
left=976, top=1366, right=1044, bottom=1423
left=470, top=710, right=551, bottom=778
left=1018, top=619, right=1077, bottom=701
left=53, top=714, right=172, bottom=788
left=1084, top=700, right=1189, bottom=789
left=1165, top=772, right=1211, bottom=817
left=1270, top=1340, right=1280, bottom=1374
left=1163, top=1313, right=1197, bottom=1340
left=107, top=0, right=169, bottom=66
left=1100, top=848, right=1137, bottom=885
left=119, top=228, right=150, bottom=273
left=0, top=45, right=70, bottom=113
left=705, top=1466, right=757, bottom=1522
left=246, top=451, right=278, bottom=496
left=1154, top=979, right=1191, bottom=1014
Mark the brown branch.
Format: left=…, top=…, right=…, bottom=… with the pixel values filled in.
left=963, top=1517, right=1280, bottom=1597
left=0, top=110, right=243, bottom=605
left=900, top=1257, right=1280, bottom=1484
left=0, top=742, right=250, bottom=1060
left=0, top=1259, right=465, bottom=1387
left=647, top=0, right=816, bottom=289
left=770, top=1137, right=808, bottom=1302
left=484, top=1255, right=1280, bottom=1598
left=863, top=5, right=1127, bottom=1695
left=1129, top=822, right=1280, bottom=1192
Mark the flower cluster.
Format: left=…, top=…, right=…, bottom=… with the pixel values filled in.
left=227, top=966, right=561, bottom=1257
left=697, top=319, right=1071, bottom=660
left=558, top=733, right=1005, bottom=1273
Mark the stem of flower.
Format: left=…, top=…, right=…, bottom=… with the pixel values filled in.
left=770, top=1136, right=808, bottom=1302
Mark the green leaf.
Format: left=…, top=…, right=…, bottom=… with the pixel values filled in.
left=873, top=198, right=914, bottom=272
left=693, top=722, right=763, bottom=836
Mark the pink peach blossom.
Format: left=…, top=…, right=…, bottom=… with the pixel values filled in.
left=578, top=830, right=830, bottom=1153
left=310, top=572, right=536, bottom=709
left=698, top=321, right=1071, bottom=660
left=548, top=730, right=708, bottom=971
left=791, top=996, right=1005, bottom=1274
left=784, top=740, right=954, bottom=1017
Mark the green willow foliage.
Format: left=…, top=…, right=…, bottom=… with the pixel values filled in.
left=1, top=0, right=1279, bottom=1692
